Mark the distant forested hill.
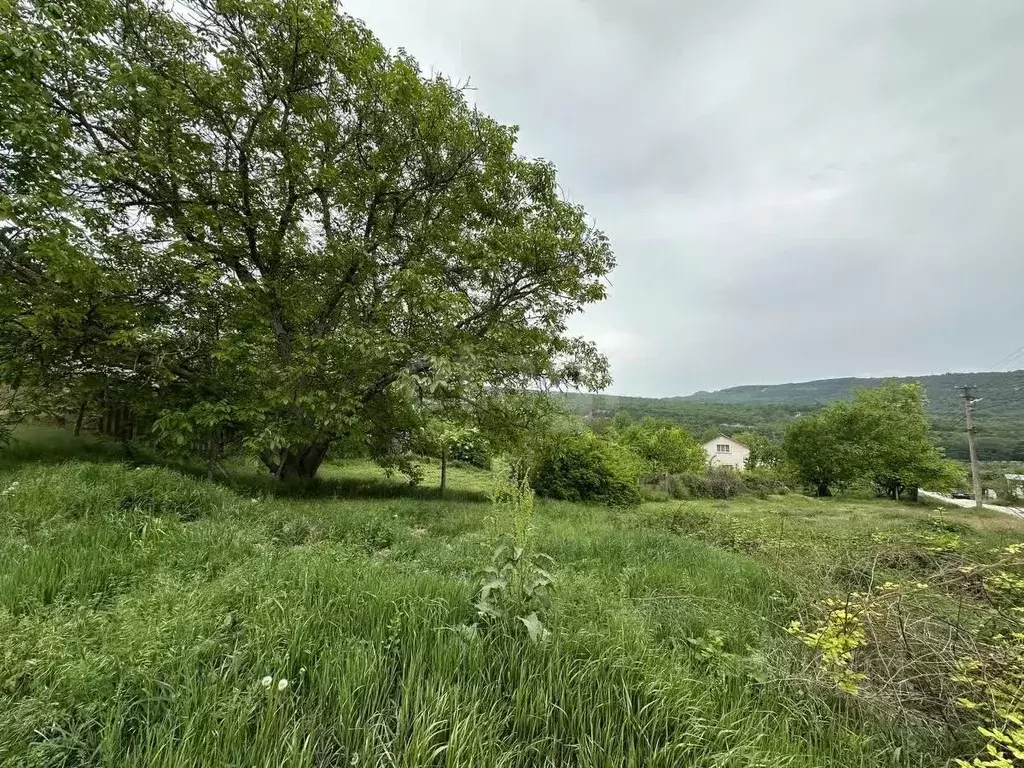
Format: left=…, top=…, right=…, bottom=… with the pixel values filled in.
left=559, top=370, right=1024, bottom=461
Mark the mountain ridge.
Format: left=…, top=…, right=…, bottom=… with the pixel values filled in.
left=671, top=370, right=1024, bottom=416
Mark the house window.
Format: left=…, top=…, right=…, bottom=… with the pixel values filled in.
left=716, top=444, right=730, bottom=454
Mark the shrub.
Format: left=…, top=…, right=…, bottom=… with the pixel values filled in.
left=674, top=467, right=746, bottom=499
left=531, top=432, right=643, bottom=507
left=451, top=438, right=493, bottom=470
left=640, top=484, right=671, bottom=503
left=665, top=468, right=787, bottom=500
left=743, top=468, right=790, bottom=498
left=663, top=474, right=693, bottom=499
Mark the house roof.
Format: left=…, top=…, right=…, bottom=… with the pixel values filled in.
left=704, top=434, right=749, bottom=450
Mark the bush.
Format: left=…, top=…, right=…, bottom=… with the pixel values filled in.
left=640, top=484, right=671, bottom=503
left=664, top=468, right=788, bottom=500
left=662, top=474, right=692, bottom=500
left=531, top=432, right=643, bottom=507
left=743, top=468, right=790, bottom=498
left=672, top=467, right=746, bottom=500
left=450, top=438, right=492, bottom=470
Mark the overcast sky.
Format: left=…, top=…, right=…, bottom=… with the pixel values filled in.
left=343, top=0, right=1024, bottom=397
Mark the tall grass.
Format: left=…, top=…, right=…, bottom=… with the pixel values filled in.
left=1, top=432, right=1009, bottom=766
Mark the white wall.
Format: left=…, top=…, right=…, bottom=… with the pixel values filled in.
left=702, top=436, right=749, bottom=470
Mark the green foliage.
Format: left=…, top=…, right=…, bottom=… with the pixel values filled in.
left=0, top=388, right=23, bottom=450
left=951, top=543, right=1024, bottom=767
left=1, top=0, right=613, bottom=480
left=563, top=392, right=804, bottom=442
left=531, top=431, right=643, bottom=507
left=449, top=439, right=492, bottom=470
left=614, top=418, right=707, bottom=477
left=561, top=370, right=1024, bottom=462
left=854, top=382, right=962, bottom=498
left=783, top=401, right=870, bottom=496
left=784, top=382, right=957, bottom=497
left=659, top=467, right=788, bottom=501
left=674, top=466, right=748, bottom=500
left=788, top=539, right=1024, bottom=768
left=788, top=600, right=869, bottom=694
left=6, top=429, right=1022, bottom=766
left=733, top=430, right=783, bottom=470
left=469, top=541, right=555, bottom=643
left=743, top=468, right=791, bottom=498
left=488, top=463, right=537, bottom=548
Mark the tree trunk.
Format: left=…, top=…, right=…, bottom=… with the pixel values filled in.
left=440, top=447, right=448, bottom=496
left=816, top=482, right=832, bottom=498
left=74, top=400, right=87, bottom=437
left=262, top=442, right=330, bottom=480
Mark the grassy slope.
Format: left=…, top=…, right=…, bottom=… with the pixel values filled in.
left=2, top=428, right=1023, bottom=767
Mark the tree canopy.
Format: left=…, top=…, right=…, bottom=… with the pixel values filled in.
left=613, top=418, right=706, bottom=477
left=1, top=0, right=614, bottom=478
left=732, top=430, right=782, bottom=470
left=783, top=382, right=961, bottom=497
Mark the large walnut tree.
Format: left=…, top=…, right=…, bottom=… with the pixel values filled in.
left=0, top=0, right=614, bottom=478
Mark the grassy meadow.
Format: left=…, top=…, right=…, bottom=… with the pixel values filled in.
left=2, top=427, right=1023, bottom=767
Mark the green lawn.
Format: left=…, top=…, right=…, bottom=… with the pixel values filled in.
left=1, top=427, right=1021, bottom=767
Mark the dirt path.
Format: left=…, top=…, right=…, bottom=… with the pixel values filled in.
left=919, top=490, right=1024, bottom=520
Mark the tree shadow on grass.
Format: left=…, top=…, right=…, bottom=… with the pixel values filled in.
left=223, top=469, right=488, bottom=504
left=0, top=425, right=141, bottom=471
left=1, top=425, right=489, bottom=504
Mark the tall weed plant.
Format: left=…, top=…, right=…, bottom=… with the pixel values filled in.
left=469, top=464, right=554, bottom=642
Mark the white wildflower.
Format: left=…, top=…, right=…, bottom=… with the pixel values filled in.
left=277, top=678, right=289, bottom=691
left=260, top=675, right=273, bottom=688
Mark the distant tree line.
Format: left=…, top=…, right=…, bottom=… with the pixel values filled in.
left=560, top=374, right=1024, bottom=462
left=542, top=381, right=962, bottom=504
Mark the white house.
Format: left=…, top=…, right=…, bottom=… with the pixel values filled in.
left=702, top=435, right=750, bottom=470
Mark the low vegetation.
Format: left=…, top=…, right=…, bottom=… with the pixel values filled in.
left=2, top=1, right=1021, bottom=765
left=2, top=427, right=1023, bottom=767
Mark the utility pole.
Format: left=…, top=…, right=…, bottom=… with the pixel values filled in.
left=961, top=386, right=984, bottom=508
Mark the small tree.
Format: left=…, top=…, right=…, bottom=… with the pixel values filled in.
left=616, top=419, right=706, bottom=488
left=733, top=431, right=783, bottom=470
left=418, top=419, right=478, bottom=495
left=783, top=403, right=871, bottom=497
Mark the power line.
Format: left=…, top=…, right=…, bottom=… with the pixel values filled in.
left=991, top=345, right=1024, bottom=371
left=971, top=394, right=1024, bottom=414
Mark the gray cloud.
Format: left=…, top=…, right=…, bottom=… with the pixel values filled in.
left=343, top=0, right=1024, bottom=396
